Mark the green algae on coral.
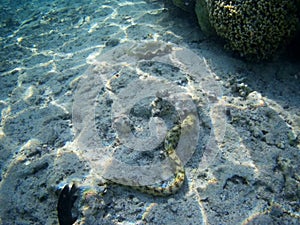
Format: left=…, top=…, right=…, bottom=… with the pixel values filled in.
left=195, top=0, right=215, bottom=36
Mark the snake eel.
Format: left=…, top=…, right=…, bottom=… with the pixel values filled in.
left=108, top=114, right=196, bottom=196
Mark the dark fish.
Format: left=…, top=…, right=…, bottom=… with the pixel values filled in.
left=57, top=183, right=78, bottom=225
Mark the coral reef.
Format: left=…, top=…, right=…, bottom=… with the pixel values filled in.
left=194, top=0, right=215, bottom=35
left=206, top=0, right=298, bottom=60
left=173, top=0, right=299, bottom=60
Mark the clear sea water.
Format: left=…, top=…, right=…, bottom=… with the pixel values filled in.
left=0, top=1, right=299, bottom=225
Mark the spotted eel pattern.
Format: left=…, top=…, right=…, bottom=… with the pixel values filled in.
left=109, top=114, right=196, bottom=196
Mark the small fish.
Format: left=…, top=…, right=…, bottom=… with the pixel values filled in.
left=57, top=183, right=78, bottom=225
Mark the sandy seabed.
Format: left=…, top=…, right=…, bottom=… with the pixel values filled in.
left=0, top=0, right=299, bottom=224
